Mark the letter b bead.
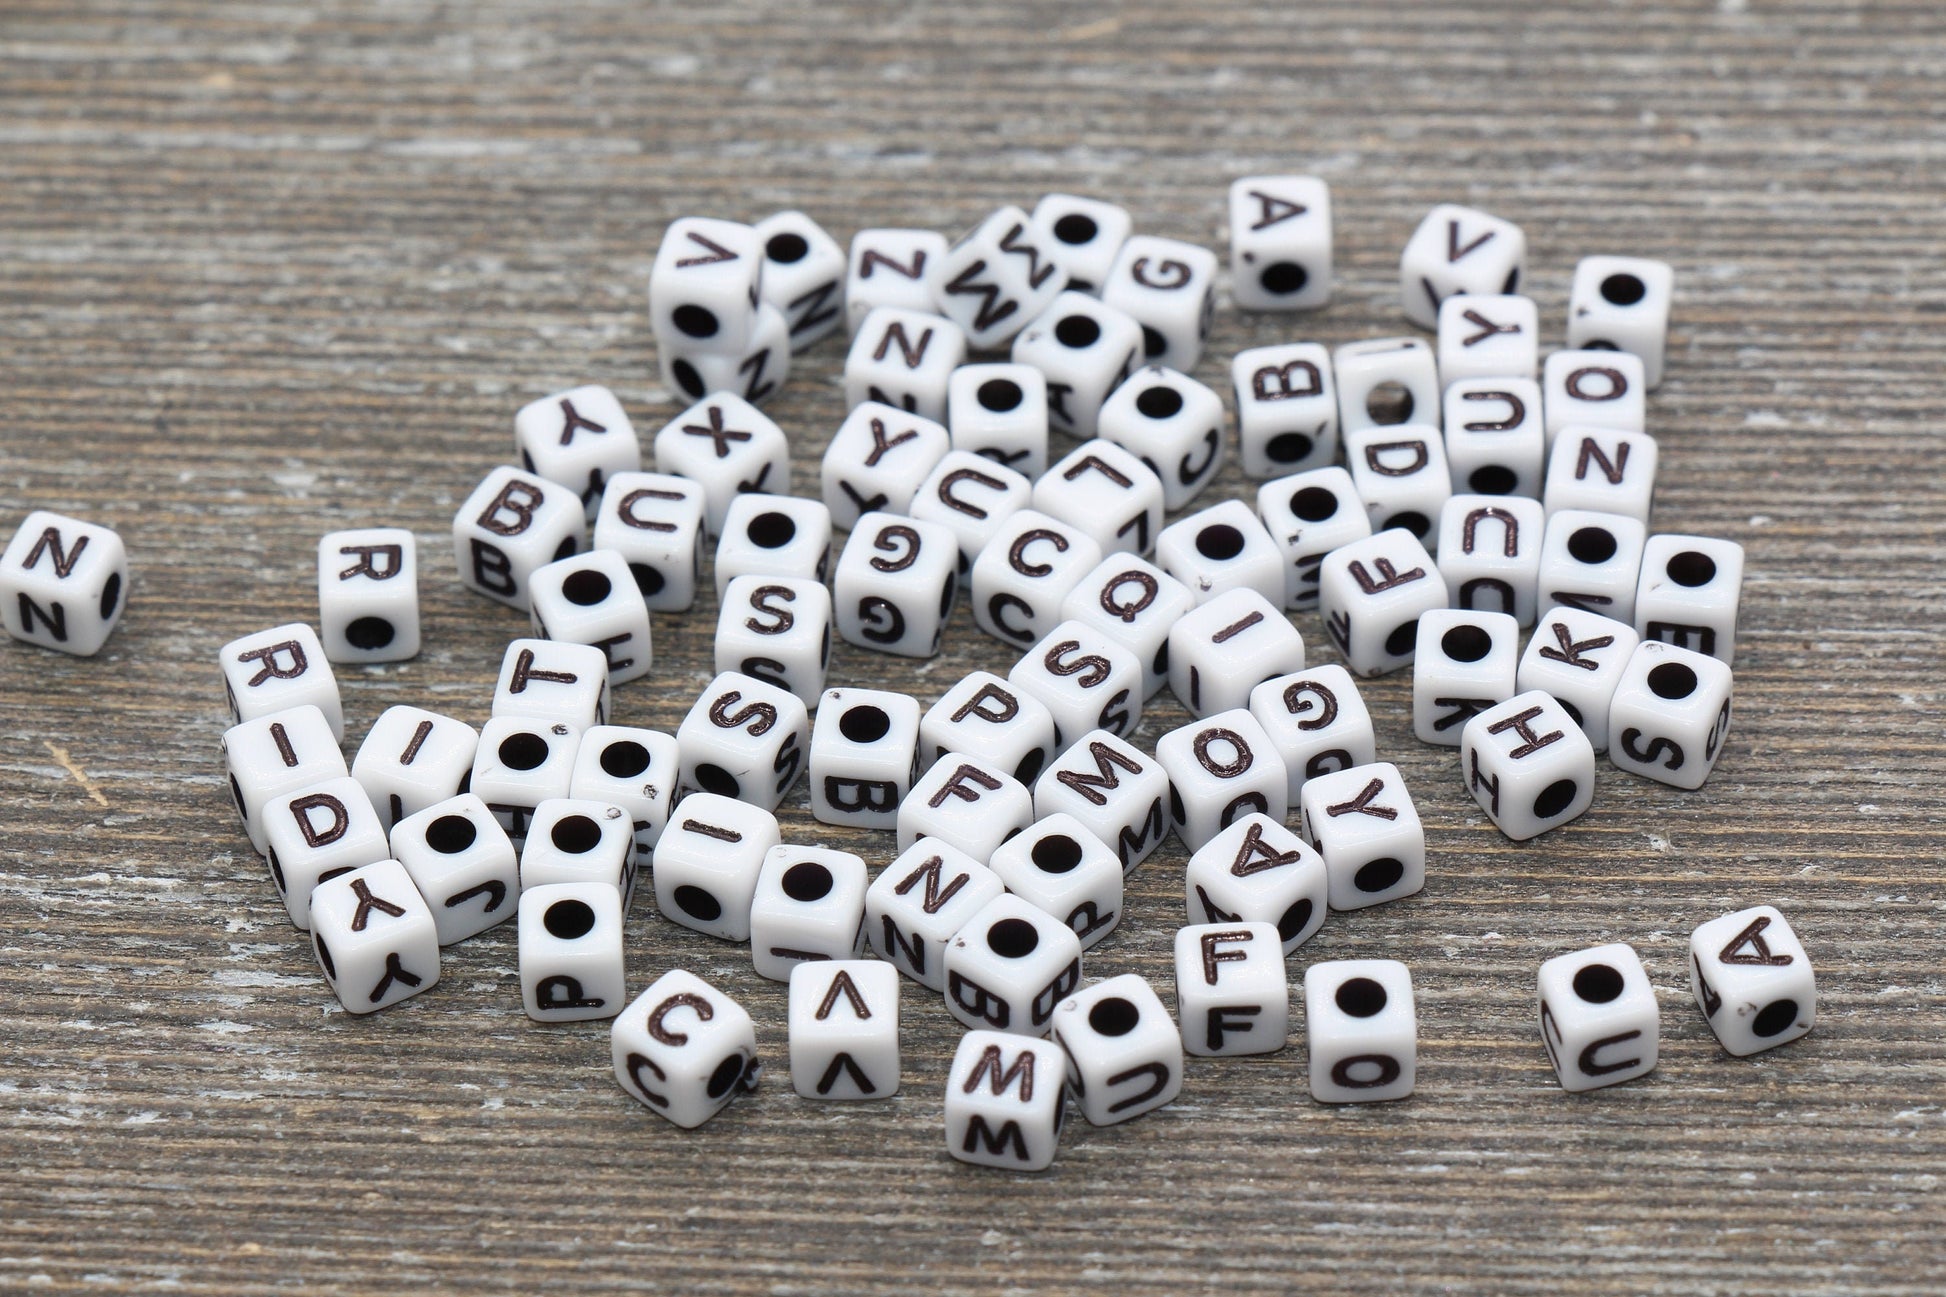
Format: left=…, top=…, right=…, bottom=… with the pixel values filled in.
left=942, top=894, right=1083, bottom=1037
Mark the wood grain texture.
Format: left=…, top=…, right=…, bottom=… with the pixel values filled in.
left=2, top=1, right=1942, bottom=1292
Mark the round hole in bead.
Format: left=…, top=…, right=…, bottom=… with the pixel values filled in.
left=672, top=884, right=722, bottom=922
left=1195, top=524, right=1245, bottom=561
left=561, top=568, right=612, bottom=606
left=552, top=535, right=578, bottom=562
left=1290, top=486, right=1339, bottom=522
left=601, top=739, right=650, bottom=778
left=1385, top=510, right=1432, bottom=540
left=938, top=575, right=956, bottom=618
left=1265, top=432, right=1313, bottom=465
left=838, top=704, right=890, bottom=744
left=345, top=616, right=395, bottom=650
left=1667, top=550, right=1717, bottom=587
left=765, top=232, right=808, bottom=264
left=629, top=562, right=666, bottom=596
left=978, top=377, right=1023, bottom=412
left=706, top=1053, right=745, bottom=1099
left=1088, top=995, right=1140, bottom=1036
left=1441, top=623, right=1493, bottom=663
left=1141, top=325, right=1167, bottom=358
left=781, top=861, right=833, bottom=902
left=1558, top=697, right=1585, bottom=727
left=1599, top=272, right=1646, bottom=306
left=1259, top=261, right=1308, bottom=295
left=1052, top=212, right=1098, bottom=245
left=1534, top=778, right=1579, bottom=821
left=1752, top=998, right=1800, bottom=1038
left=314, top=932, right=336, bottom=980
left=1364, top=380, right=1414, bottom=426
left=1648, top=661, right=1698, bottom=700
left=1468, top=465, right=1517, bottom=495
left=1572, top=962, right=1625, bottom=1004
left=1354, top=857, right=1405, bottom=893
left=671, top=359, right=704, bottom=399
left=986, top=917, right=1040, bottom=959
left=267, top=847, right=287, bottom=892
left=1135, top=385, right=1184, bottom=420
left=1566, top=526, right=1617, bottom=565
left=1335, top=976, right=1388, bottom=1017
left=671, top=304, right=719, bottom=339
left=694, top=764, right=739, bottom=797
left=425, top=814, right=477, bottom=854
left=1383, top=619, right=1420, bottom=658
left=498, top=731, right=549, bottom=771
left=1502, top=268, right=1520, bottom=293
left=1054, top=314, right=1100, bottom=349
left=1277, top=897, right=1315, bottom=943
left=1152, top=642, right=1169, bottom=676
left=99, top=573, right=122, bottom=620
left=543, top=898, right=596, bottom=940
left=550, top=814, right=601, bottom=854
left=1014, top=747, right=1046, bottom=784
left=747, top=511, right=797, bottom=549
left=1031, top=834, right=1083, bottom=874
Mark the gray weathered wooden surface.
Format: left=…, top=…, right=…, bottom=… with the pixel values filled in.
left=2, top=1, right=1942, bottom=1292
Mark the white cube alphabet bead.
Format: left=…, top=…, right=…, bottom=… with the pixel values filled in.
left=1538, top=942, right=1659, bottom=1091
left=310, top=859, right=440, bottom=1014
left=866, top=839, right=1005, bottom=991
left=652, top=393, right=791, bottom=535
left=788, top=959, right=900, bottom=1100
left=528, top=550, right=653, bottom=686
left=1298, top=762, right=1426, bottom=910
left=1442, top=377, right=1546, bottom=499
left=1229, top=175, right=1333, bottom=311
left=492, top=637, right=609, bottom=730
left=752, top=209, right=846, bottom=349
left=945, top=362, right=1050, bottom=479
left=262, top=775, right=392, bottom=930
left=452, top=466, right=586, bottom=611
left=1101, top=234, right=1218, bottom=371
left=1156, top=498, right=1286, bottom=607
left=568, top=725, right=682, bottom=861
left=1183, top=813, right=1328, bottom=955
left=651, top=793, right=783, bottom=941
left=592, top=471, right=707, bottom=613
left=1635, top=534, right=1745, bottom=666
left=1011, top=291, right=1144, bottom=440
left=317, top=527, right=418, bottom=664
left=1030, top=193, right=1132, bottom=295
left=658, top=301, right=791, bottom=408
left=1008, top=619, right=1144, bottom=749
left=1173, top=922, right=1287, bottom=1057
left=1156, top=710, right=1289, bottom=853
left=1399, top=202, right=1527, bottom=329
left=1168, top=588, right=1306, bottom=718
left=675, top=669, right=809, bottom=809
left=1304, top=959, right=1417, bottom=1103
left=943, top=894, right=1084, bottom=1037
left=1096, top=365, right=1226, bottom=511
left=389, top=794, right=520, bottom=946
left=1607, top=640, right=1734, bottom=790
left=220, top=622, right=342, bottom=740
left=1050, top=974, right=1182, bottom=1126
left=931, top=206, right=1069, bottom=350
left=520, top=798, right=637, bottom=905
left=1568, top=255, right=1675, bottom=389
left=518, top=881, right=626, bottom=1022
left=1032, top=438, right=1165, bottom=559
left=714, top=574, right=832, bottom=706
left=1058, top=553, right=1197, bottom=700
left=470, top=715, right=580, bottom=848
left=1538, top=509, right=1647, bottom=626
left=832, top=511, right=960, bottom=659
left=899, top=752, right=1035, bottom=861
left=649, top=216, right=763, bottom=355
left=910, top=449, right=1032, bottom=576
left=1543, top=426, right=1659, bottom=524
left=1460, top=689, right=1597, bottom=840
left=845, top=227, right=949, bottom=334
left=1032, top=731, right=1172, bottom=872
left=1334, top=335, right=1441, bottom=436
left=0, top=511, right=129, bottom=656
left=1411, top=609, right=1521, bottom=746
left=970, top=510, right=1103, bottom=650
left=612, top=969, right=761, bottom=1128
left=1436, top=292, right=1538, bottom=388
left=987, top=815, right=1124, bottom=950
left=1317, top=528, right=1450, bottom=678
left=1542, top=349, right=1646, bottom=446
left=841, top=312, right=965, bottom=425
left=1255, top=467, right=1372, bottom=610
left=1232, top=343, right=1339, bottom=479
left=1689, top=905, right=1815, bottom=1056
left=714, top=492, right=832, bottom=596
left=749, top=845, right=869, bottom=981
left=945, top=1029, right=1066, bottom=1171
left=919, top=671, right=1058, bottom=785
left=350, top=705, right=477, bottom=834
left=1516, top=606, right=1641, bottom=754
left=810, top=687, right=922, bottom=829
left=1436, top=494, right=1545, bottom=626
left=1248, top=665, right=1377, bottom=804
left=1344, top=422, right=1451, bottom=548
left=224, top=705, right=347, bottom=853
left=514, top=385, right=641, bottom=519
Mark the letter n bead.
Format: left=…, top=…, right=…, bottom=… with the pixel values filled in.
left=0, top=510, right=129, bottom=656
left=612, top=970, right=761, bottom=1128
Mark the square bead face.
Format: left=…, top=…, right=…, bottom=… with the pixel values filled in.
left=1399, top=203, right=1526, bottom=329
left=1010, top=292, right=1144, bottom=440
left=1607, top=640, right=1734, bottom=790
left=932, top=206, right=1068, bottom=350
left=1567, top=255, right=1675, bottom=388
left=1048, top=973, right=1183, bottom=1126
left=842, top=310, right=966, bottom=424
left=715, top=493, right=832, bottom=597
left=1101, top=235, right=1219, bottom=371
left=1248, top=665, right=1377, bottom=803
left=592, top=472, right=707, bottom=613
left=987, top=815, right=1123, bottom=950
left=714, top=575, right=832, bottom=707
left=1232, top=343, right=1339, bottom=479
left=898, top=752, right=1034, bottom=861
left=749, top=846, right=869, bottom=982
left=1058, top=554, right=1195, bottom=700
left=470, top=716, right=581, bottom=847
left=1156, top=500, right=1285, bottom=608
left=970, top=510, right=1103, bottom=651
left=1229, top=175, right=1332, bottom=311
left=910, top=450, right=1033, bottom=575
left=220, top=622, right=342, bottom=739
left=832, top=512, right=960, bottom=659
left=1155, top=710, right=1289, bottom=852
left=1542, top=350, right=1646, bottom=444
left=1538, top=942, right=1659, bottom=1091
left=1303, top=959, right=1417, bottom=1103
left=649, top=216, right=764, bottom=354
left=1317, top=528, right=1449, bottom=678
left=1297, top=762, right=1426, bottom=910
left=1333, top=336, right=1439, bottom=435
left=1543, top=427, right=1659, bottom=523
left=1460, top=689, right=1598, bottom=841
left=492, top=637, right=609, bottom=730
left=262, top=776, right=393, bottom=930
left=1411, top=609, right=1521, bottom=746
left=317, top=527, right=419, bottom=663
left=352, top=705, right=478, bottom=832
left=1183, top=813, right=1328, bottom=955
left=1030, top=193, right=1132, bottom=296
left=944, top=1030, right=1066, bottom=1171
left=309, top=859, right=441, bottom=1015
left=810, top=688, right=922, bottom=829
left=1255, top=467, right=1372, bottom=610
left=519, top=798, right=636, bottom=903
left=943, top=894, right=1084, bottom=1037
left=1436, top=293, right=1538, bottom=388
left=568, top=725, right=682, bottom=858
left=0, top=510, right=129, bottom=656
left=528, top=550, right=653, bottom=685
left=1032, top=731, right=1172, bottom=872
left=1097, top=366, right=1226, bottom=511
left=1442, top=378, right=1545, bottom=499
left=1689, top=906, right=1815, bottom=1056
left=611, top=970, right=761, bottom=1128
left=651, top=793, right=783, bottom=942
left=1344, top=423, right=1451, bottom=548
left=1537, top=510, right=1647, bottom=627
left=514, top=384, right=641, bottom=519
left=1032, top=439, right=1165, bottom=559
left=1436, top=495, right=1545, bottom=627
left=1516, top=606, right=1641, bottom=754
left=752, top=210, right=846, bottom=349
left=919, top=672, right=1057, bottom=785
left=1172, top=922, right=1288, bottom=1057
left=651, top=394, right=792, bottom=535
left=1009, top=620, right=1144, bottom=748
left=845, top=228, right=949, bottom=334
left=1167, top=588, right=1307, bottom=719
left=675, top=670, right=809, bottom=809
left=1635, top=534, right=1745, bottom=666
left=822, top=397, right=952, bottom=528
left=389, top=793, right=520, bottom=945
left=224, top=705, right=347, bottom=853
left=945, top=363, right=1050, bottom=480
left=787, top=960, right=900, bottom=1100
left=865, top=840, right=1005, bottom=991
left=452, top=466, right=587, bottom=611
left=517, top=881, right=626, bottom=1022
left=657, top=301, right=791, bottom=410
